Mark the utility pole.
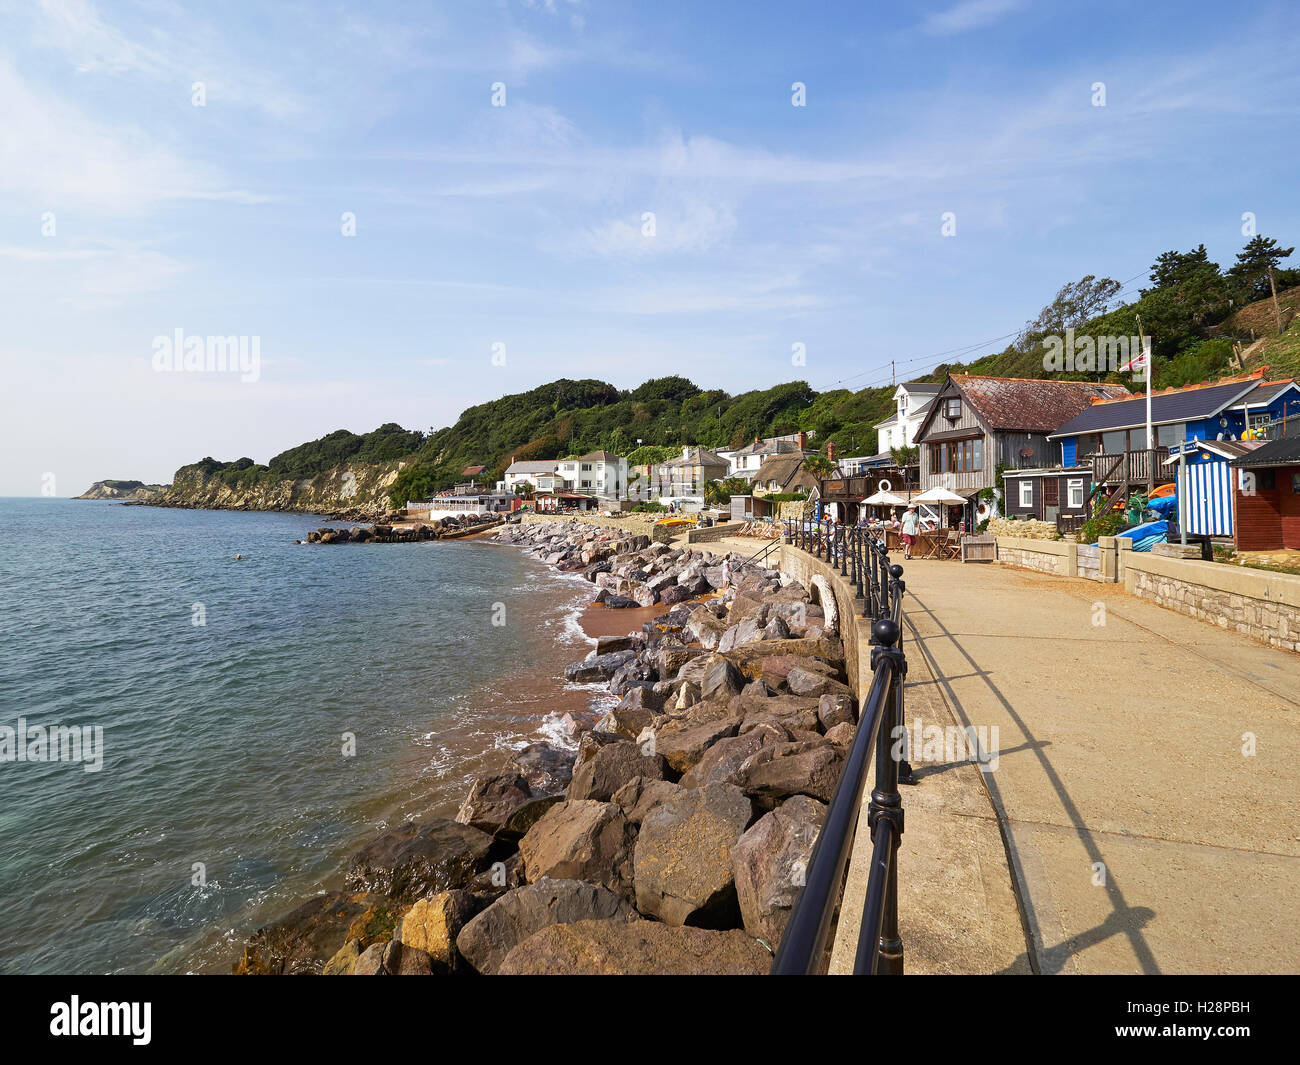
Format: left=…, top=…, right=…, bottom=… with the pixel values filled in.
left=891, top=360, right=895, bottom=386
left=1268, top=262, right=1284, bottom=334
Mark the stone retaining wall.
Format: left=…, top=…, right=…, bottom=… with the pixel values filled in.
left=1123, top=553, right=1300, bottom=654
left=994, top=536, right=1075, bottom=577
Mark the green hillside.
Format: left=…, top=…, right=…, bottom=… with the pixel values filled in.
left=179, top=231, right=1298, bottom=509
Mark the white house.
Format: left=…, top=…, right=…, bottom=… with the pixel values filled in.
left=555, top=450, right=629, bottom=502
left=502, top=459, right=558, bottom=494
left=874, top=383, right=942, bottom=452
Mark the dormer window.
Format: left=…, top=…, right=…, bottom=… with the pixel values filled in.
left=944, top=397, right=961, bottom=420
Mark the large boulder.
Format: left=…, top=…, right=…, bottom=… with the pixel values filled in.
left=510, top=742, right=575, bottom=794
left=345, top=819, right=493, bottom=903
left=455, top=772, right=534, bottom=835
left=564, top=649, right=638, bottom=683
left=684, top=611, right=727, bottom=649
left=456, top=878, right=635, bottom=974
left=235, top=891, right=376, bottom=975
left=733, top=740, right=846, bottom=808
left=653, top=716, right=741, bottom=773
left=633, top=782, right=753, bottom=927
left=397, top=890, right=482, bottom=971
left=518, top=800, right=635, bottom=895
left=679, top=723, right=790, bottom=789
left=610, top=776, right=687, bottom=825
left=497, top=919, right=771, bottom=975
left=818, top=692, right=857, bottom=730
left=731, top=795, right=826, bottom=944
left=567, top=740, right=669, bottom=802
left=786, top=666, right=853, bottom=700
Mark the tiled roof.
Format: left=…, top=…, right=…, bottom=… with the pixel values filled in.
left=951, top=375, right=1132, bottom=433
left=462, top=465, right=487, bottom=476
left=505, top=460, right=558, bottom=474
left=899, top=381, right=942, bottom=394
left=1049, top=377, right=1266, bottom=438
left=576, top=450, right=621, bottom=462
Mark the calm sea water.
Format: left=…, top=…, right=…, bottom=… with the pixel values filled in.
left=0, top=499, right=602, bottom=974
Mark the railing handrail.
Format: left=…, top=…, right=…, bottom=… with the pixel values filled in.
left=771, top=520, right=908, bottom=975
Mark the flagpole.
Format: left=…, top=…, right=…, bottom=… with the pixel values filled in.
left=1136, top=313, right=1153, bottom=449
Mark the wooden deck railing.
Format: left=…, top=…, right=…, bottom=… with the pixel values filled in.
left=1088, top=448, right=1166, bottom=487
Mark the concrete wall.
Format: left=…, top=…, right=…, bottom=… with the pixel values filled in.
left=1122, top=552, right=1300, bottom=653
left=778, top=544, right=871, bottom=696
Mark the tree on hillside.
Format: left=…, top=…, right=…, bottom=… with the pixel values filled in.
left=1147, top=245, right=1214, bottom=292
left=1228, top=234, right=1295, bottom=307
left=1016, top=275, right=1123, bottom=352
left=803, top=453, right=836, bottom=479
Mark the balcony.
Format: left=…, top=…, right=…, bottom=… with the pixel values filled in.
left=1087, top=449, right=1167, bottom=487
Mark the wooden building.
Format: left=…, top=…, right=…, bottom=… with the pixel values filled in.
left=916, top=375, right=1130, bottom=525
left=1228, top=431, right=1300, bottom=551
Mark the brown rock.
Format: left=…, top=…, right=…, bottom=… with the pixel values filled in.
left=567, top=740, right=669, bottom=802
left=497, top=919, right=771, bottom=975
left=731, top=795, right=826, bottom=944
left=518, top=800, right=634, bottom=895
left=455, top=878, right=635, bottom=974
left=345, top=819, right=493, bottom=904
left=398, top=890, right=482, bottom=970
left=633, top=782, right=753, bottom=927
left=733, top=740, right=846, bottom=807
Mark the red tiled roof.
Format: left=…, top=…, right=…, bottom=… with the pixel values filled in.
left=951, top=375, right=1132, bottom=433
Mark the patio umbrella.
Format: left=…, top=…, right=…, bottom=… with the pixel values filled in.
left=863, top=490, right=910, bottom=506
left=911, top=486, right=967, bottom=505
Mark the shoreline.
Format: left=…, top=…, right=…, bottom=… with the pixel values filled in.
left=230, top=516, right=854, bottom=976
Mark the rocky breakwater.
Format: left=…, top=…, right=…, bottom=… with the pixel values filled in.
left=234, top=519, right=855, bottom=975
left=305, top=512, right=500, bottom=544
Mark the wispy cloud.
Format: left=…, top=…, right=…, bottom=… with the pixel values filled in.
left=920, top=0, right=1026, bottom=36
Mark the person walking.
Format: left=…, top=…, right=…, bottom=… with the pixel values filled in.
left=900, top=504, right=919, bottom=560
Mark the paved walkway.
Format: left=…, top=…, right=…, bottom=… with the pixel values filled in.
left=900, top=558, right=1300, bottom=974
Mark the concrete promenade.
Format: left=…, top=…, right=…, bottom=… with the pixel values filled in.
left=901, top=557, right=1300, bottom=974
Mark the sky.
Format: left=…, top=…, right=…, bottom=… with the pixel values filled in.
left=2, top=0, right=1298, bottom=496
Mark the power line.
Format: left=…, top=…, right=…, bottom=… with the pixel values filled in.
left=825, top=271, right=1150, bottom=392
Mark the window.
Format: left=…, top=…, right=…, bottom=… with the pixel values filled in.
left=581, top=463, right=592, bottom=472
left=1019, top=480, right=1033, bottom=508
left=1156, top=422, right=1186, bottom=447
left=944, top=397, right=962, bottom=419
left=1101, top=429, right=1126, bottom=454
left=1068, top=479, right=1085, bottom=508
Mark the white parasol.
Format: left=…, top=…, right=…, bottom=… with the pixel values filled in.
left=862, top=489, right=910, bottom=506
left=911, top=486, right=967, bottom=505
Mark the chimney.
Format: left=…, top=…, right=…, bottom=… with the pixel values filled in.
left=827, top=440, right=837, bottom=464
left=796, top=431, right=807, bottom=451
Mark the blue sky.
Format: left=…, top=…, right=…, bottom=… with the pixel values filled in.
left=2, top=0, right=1298, bottom=495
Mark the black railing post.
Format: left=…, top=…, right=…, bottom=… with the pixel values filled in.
left=860, top=617, right=906, bottom=975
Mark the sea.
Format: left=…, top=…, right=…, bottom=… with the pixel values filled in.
left=0, top=498, right=609, bottom=974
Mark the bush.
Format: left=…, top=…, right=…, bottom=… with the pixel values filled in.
left=633, top=501, right=667, bottom=513
left=1077, top=507, right=1125, bottom=544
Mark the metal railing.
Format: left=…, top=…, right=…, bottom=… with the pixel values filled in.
left=773, top=520, right=909, bottom=975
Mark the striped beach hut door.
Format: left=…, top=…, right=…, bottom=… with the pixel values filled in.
left=1178, top=459, right=1233, bottom=535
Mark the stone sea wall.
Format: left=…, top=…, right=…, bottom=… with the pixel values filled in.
left=234, top=518, right=860, bottom=975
